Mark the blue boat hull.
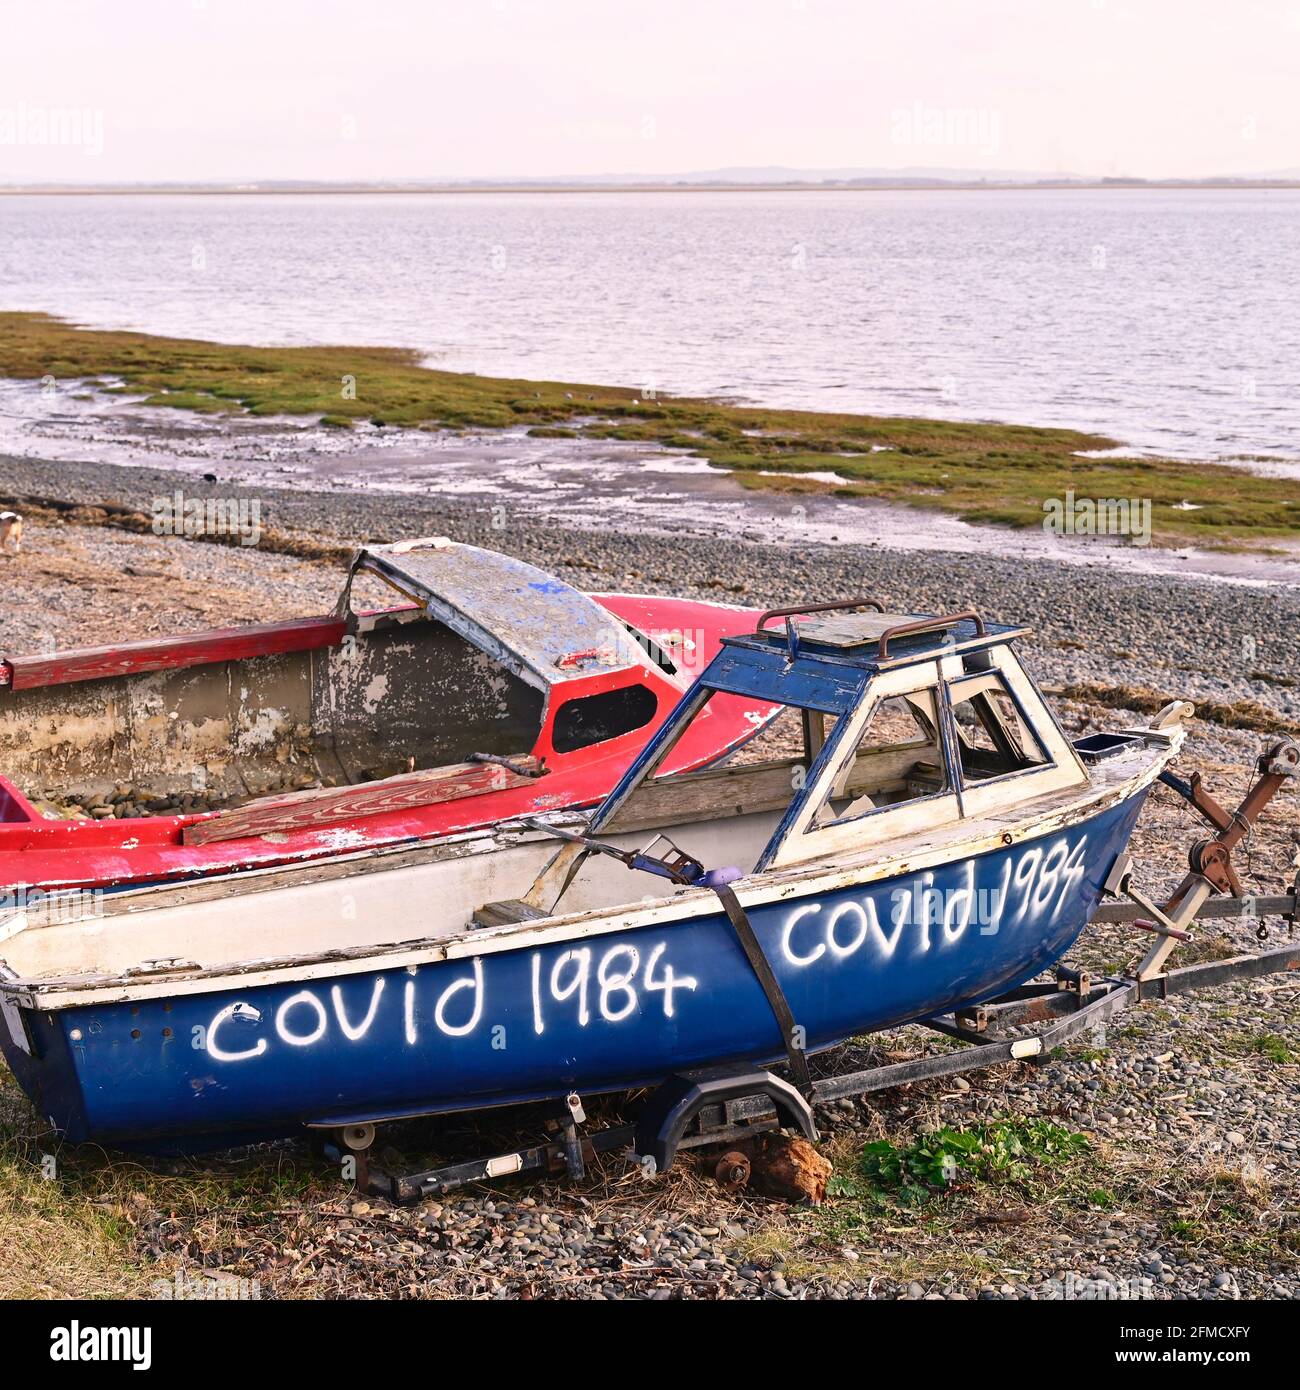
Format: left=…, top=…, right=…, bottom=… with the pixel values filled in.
left=2, top=790, right=1146, bottom=1152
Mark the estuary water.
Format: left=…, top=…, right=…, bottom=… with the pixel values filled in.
left=2, top=187, right=1298, bottom=461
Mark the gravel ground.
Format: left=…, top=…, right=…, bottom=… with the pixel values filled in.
left=1, top=451, right=1298, bottom=1301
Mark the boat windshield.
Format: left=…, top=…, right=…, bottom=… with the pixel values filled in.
left=588, top=622, right=1085, bottom=880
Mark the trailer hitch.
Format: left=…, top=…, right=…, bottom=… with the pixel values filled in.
left=1133, top=738, right=1299, bottom=979
left=1160, top=740, right=1298, bottom=898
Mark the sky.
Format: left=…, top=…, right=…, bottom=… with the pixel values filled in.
left=1, top=0, right=1298, bottom=183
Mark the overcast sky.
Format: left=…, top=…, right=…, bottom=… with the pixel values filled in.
left=2, top=0, right=1297, bottom=183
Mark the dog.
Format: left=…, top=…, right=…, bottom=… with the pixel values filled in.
left=0, top=511, right=21, bottom=555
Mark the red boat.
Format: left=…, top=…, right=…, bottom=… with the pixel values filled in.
left=0, top=538, right=780, bottom=893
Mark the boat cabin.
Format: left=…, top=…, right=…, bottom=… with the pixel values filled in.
left=519, top=602, right=1092, bottom=911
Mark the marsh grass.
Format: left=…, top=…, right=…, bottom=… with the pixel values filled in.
left=1054, top=680, right=1300, bottom=736
left=5, top=311, right=1299, bottom=549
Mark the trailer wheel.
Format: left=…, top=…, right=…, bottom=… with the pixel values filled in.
left=341, top=1123, right=375, bottom=1153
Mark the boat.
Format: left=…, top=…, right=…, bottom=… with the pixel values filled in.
left=0, top=600, right=1192, bottom=1154
left=0, top=537, right=779, bottom=893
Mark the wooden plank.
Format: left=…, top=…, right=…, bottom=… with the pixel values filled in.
left=2, top=615, right=347, bottom=691
left=471, top=899, right=550, bottom=929
left=183, top=756, right=542, bottom=847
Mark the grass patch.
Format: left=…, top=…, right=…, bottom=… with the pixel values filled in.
left=851, top=1119, right=1090, bottom=1207
left=823, top=1119, right=1090, bottom=1217
left=4, top=311, right=1299, bottom=550
left=1246, top=1033, right=1294, bottom=1064
left=784, top=1118, right=1096, bottom=1285
left=0, top=1070, right=146, bottom=1297
left=0, top=1066, right=319, bottom=1299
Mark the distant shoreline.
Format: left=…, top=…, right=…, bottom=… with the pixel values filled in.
left=3, top=310, right=1298, bottom=556
left=4, top=181, right=1300, bottom=196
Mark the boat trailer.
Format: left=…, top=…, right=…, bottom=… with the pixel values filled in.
left=325, top=740, right=1299, bottom=1205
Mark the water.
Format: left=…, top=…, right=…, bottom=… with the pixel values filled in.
left=2, top=189, right=1298, bottom=461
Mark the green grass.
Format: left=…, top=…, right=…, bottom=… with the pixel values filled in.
left=5, top=311, right=1300, bottom=550
left=1246, top=1033, right=1295, bottom=1064
left=794, top=1117, right=1096, bottom=1276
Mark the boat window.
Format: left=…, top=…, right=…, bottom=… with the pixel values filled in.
left=948, top=673, right=1048, bottom=783
left=806, top=688, right=949, bottom=829
left=551, top=684, right=658, bottom=753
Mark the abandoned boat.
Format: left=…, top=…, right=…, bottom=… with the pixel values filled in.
left=0, top=538, right=779, bottom=892
left=0, top=602, right=1189, bottom=1153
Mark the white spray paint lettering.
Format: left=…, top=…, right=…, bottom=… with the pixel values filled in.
left=205, top=940, right=697, bottom=1060
left=782, top=836, right=1088, bottom=968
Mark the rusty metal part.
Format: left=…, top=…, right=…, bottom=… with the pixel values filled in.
left=877, top=609, right=986, bottom=661
left=714, top=1150, right=752, bottom=1190
left=1132, top=739, right=1298, bottom=981
left=1133, top=918, right=1194, bottom=942
left=1056, top=966, right=1091, bottom=996
left=756, top=598, right=885, bottom=659
left=1164, top=739, right=1298, bottom=915
left=755, top=597, right=886, bottom=632
left=1177, top=770, right=1244, bottom=835
left=1189, top=839, right=1243, bottom=896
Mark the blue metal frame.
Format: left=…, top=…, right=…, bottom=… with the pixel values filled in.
left=595, top=628, right=1061, bottom=870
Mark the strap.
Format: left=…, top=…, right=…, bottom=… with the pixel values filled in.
left=710, top=883, right=813, bottom=1096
